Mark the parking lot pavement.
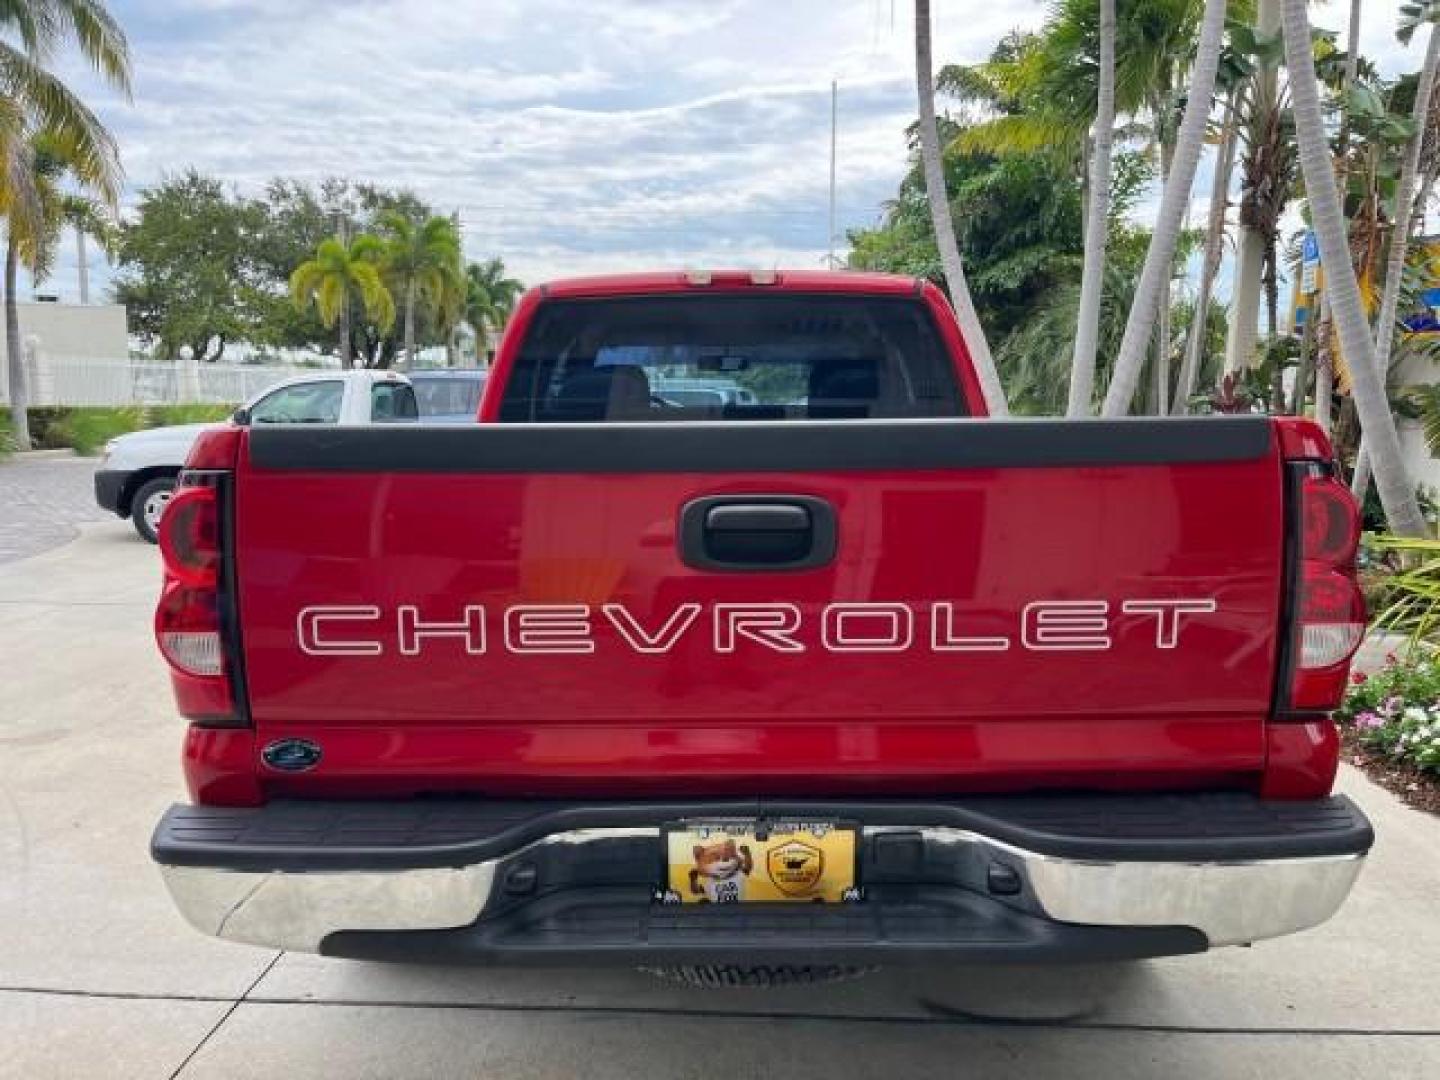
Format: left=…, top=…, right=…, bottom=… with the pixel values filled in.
left=2, top=523, right=1439, bottom=1079
left=0, top=454, right=112, bottom=565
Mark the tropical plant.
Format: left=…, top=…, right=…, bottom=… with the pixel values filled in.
left=915, top=0, right=1008, bottom=415
left=1365, top=534, right=1440, bottom=647
left=290, top=234, right=395, bottom=368
left=1102, top=0, right=1228, bottom=416
left=1351, top=0, right=1440, bottom=499
left=942, top=0, right=1204, bottom=414
left=1, top=0, right=129, bottom=450
left=1281, top=0, right=1426, bottom=536
left=377, top=211, right=463, bottom=368
left=464, top=257, right=523, bottom=362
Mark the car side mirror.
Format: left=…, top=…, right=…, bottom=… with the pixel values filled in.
left=231, top=407, right=251, bottom=426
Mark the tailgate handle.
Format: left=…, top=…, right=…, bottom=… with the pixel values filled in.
left=705, top=504, right=810, bottom=533
left=679, top=496, right=837, bottom=571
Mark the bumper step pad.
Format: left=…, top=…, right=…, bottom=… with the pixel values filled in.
left=323, top=884, right=1206, bottom=966
left=153, top=791, right=1374, bottom=872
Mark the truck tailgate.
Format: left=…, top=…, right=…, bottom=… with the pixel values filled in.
left=234, top=417, right=1283, bottom=797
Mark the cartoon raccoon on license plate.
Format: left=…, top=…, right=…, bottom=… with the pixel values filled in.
left=664, top=823, right=857, bottom=904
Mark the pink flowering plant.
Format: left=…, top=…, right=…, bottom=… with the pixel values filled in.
left=1338, top=655, right=1440, bottom=773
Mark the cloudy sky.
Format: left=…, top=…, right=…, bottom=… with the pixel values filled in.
left=33, top=0, right=1435, bottom=300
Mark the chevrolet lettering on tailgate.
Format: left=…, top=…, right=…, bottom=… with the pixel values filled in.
left=296, top=598, right=1219, bottom=657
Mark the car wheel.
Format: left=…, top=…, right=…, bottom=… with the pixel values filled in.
left=131, top=477, right=176, bottom=544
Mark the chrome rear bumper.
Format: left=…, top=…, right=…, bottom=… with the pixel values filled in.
left=157, top=823, right=1367, bottom=956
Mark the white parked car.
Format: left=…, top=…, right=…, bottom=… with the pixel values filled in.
left=94, top=370, right=418, bottom=542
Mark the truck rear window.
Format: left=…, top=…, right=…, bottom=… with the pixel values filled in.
left=497, top=294, right=966, bottom=422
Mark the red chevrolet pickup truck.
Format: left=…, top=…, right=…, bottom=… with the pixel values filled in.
left=150, top=270, right=1372, bottom=971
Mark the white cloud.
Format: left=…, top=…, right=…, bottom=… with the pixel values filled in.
left=31, top=0, right=1433, bottom=305
left=30, top=0, right=1043, bottom=299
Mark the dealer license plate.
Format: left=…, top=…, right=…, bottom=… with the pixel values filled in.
left=662, top=821, right=859, bottom=904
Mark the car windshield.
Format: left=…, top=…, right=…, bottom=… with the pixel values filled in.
left=499, top=294, right=963, bottom=423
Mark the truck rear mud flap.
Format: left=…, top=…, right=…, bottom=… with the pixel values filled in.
left=152, top=793, right=1372, bottom=963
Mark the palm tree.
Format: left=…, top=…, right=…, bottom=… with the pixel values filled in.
left=4, top=132, right=99, bottom=435
left=1223, top=0, right=1283, bottom=376
left=1102, top=0, right=1228, bottom=416
left=1, top=0, right=129, bottom=449
left=290, top=235, right=395, bottom=368
left=1313, top=0, right=1366, bottom=434
left=1352, top=0, right=1440, bottom=499
left=378, top=211, right=463, bottom=368
left=1173, top=85, right=1240, bottom=412
left=464, top=257, right=523, bottom=363
left=915, top=0, right=1009, bottom=415
left=65, top=192, right=111, bottom=302
left=1281, top=0, right=1426, bottom=536
left=1067, top=0, right=1116, bottom=417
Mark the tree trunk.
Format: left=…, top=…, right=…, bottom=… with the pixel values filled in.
left=1066, top=0, right=1116, bottom=418
left=1350, top=21, right=1440, bottom=500
left=1223, top=0, right=1281, bottom=376
left=75, top=226, right=89, bottom=305
left=403, top=277, right=417, bottom=369
left=1174, top=91, right=1239, bottom=413
left=1315, top=0, right=1364, bottom=435
left=1102, top=0, right=1228, bottom=416
left=339, top=296, right=353, bottom=370
left=1281, top=0, right=1426, bottom=536
left=915, top=0, right=1009, bottom=416
left=4, top=237, right=30, bottom=450
left=1290, top=303, right=1316, bottom=414
left=1154, top=139, right=1176, bottom=414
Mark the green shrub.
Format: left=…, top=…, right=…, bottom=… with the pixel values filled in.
left=145, top=403, right=236, bottom=427
left=10, top=404, right=237, bottom=456
left=1339, top=658, right=1440, bottom=774
left=0, top=408, right=15, bottom=459
left=67, top=407, right=149, bottom=455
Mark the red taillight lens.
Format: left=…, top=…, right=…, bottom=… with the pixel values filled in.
left=1289, top=472, right=1365, bottom=711
left=154, top=477, right=237, bottom=723
left=158, top=485, right=220, bottom=587
left=1302, top=476, right=1361, bottom=565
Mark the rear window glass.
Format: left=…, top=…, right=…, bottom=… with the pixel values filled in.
left=370, top=381, right=419, bottom=422
left=497, top=294, right=965, bottom=422
left=411, top=374, right=486, bottom=418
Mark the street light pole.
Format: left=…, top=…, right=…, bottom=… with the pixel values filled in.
left=828, top=79, right=838, bottom=267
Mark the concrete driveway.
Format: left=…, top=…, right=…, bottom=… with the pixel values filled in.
left=2, top=513, right=1439, bottom=1078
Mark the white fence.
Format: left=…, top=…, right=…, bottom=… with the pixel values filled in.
left=32, top=357, right=319, bottom=408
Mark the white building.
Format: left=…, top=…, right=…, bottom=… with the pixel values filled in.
left=0, top=300, right=128, bottom=406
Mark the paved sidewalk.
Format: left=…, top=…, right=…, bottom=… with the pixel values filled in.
left=0, top=455, right=114, bottom=564
left=1, top=527, right=1437, bottom=1079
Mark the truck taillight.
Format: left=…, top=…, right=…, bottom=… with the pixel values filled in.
left=155, top=479, right=240, bottom=722
left=158, top=485, right=220, bottom=587
left=157, top=580, right=223, bottom=676
left=1289, top=473, right=1365, bottom=711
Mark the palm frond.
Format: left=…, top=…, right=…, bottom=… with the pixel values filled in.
left=54, top=0, right=132, bottom=94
